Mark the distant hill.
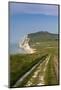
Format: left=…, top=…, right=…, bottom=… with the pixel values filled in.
left=28, top=31, right=58, bottom=44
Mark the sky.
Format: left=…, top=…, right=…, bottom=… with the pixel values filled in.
left=9, top=2, right=58, bottom=44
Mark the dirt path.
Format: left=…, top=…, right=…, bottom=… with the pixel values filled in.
left=13, top=55, right=47, bottom=87
left=13, top=54, right=59, bottom=87
left=44, top=55, right=59, bottom=85
left=25, top=55, right=50, bottom=86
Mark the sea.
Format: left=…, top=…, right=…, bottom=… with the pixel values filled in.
left=9, top=43, right=26, bottom=55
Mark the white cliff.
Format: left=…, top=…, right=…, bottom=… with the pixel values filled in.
left=19, top=35, right=36, bottom=54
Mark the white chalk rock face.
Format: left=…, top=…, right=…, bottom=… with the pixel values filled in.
left=19, top=35, right=35, bottom=54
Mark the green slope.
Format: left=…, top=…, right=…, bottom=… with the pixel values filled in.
left=28, top=31, right=58, bottom=45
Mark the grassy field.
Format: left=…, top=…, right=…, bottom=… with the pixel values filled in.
left=10, top=52, right=47, bottom=87
left=10, top=39, right=59, bottom=87
left=44, top=55, right=58, bottom=85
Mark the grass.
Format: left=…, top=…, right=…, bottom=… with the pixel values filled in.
left=17, top=54, right=48, bottom=87
left=10, top=40, right=59, bottom=87
left=10, top=52, right=47, bottom=87
left=44, top=55, right=58, bottom=85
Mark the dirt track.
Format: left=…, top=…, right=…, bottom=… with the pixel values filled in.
left=13, top=54, right=59, bottom=87
left=25, top=55, right=50, bottom=86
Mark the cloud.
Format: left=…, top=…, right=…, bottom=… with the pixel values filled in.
left=9, top=2, right=58, bottom=16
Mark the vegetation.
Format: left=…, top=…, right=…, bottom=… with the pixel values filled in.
left=44, top=55, right=58, bottom=85
left=28, top=31, right=58, bottom=45
left=10, top=31, right=59, bottom=87
left=10, top=53, right=47, bottom=87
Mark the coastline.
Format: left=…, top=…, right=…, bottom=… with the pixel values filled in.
left=19, top=36, right=36, bottom=54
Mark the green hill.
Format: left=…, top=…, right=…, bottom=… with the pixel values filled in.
left=28, top=31, right=58, bottom=45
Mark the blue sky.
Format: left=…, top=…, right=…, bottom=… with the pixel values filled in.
left=9, top=2, right=58, bottom=44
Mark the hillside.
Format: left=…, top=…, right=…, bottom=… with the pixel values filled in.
left=19, top=31, right=58, bottom=52
left=28, top=31, right=58, bottom=45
